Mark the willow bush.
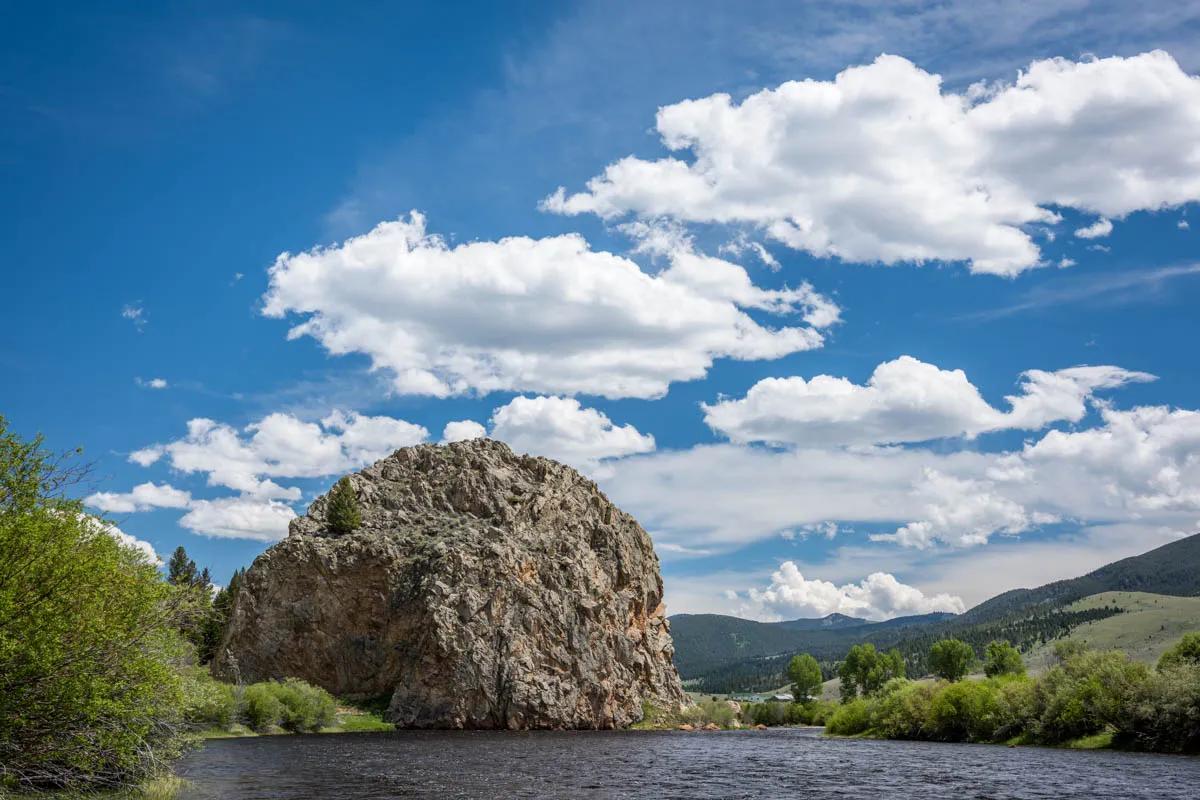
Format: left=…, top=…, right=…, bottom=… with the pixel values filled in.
left=0, top=418, right=187, bottom=792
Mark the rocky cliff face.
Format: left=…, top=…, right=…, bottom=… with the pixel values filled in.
left=213, top=439, right=687, bottom=729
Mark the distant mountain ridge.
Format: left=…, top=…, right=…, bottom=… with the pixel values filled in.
left=668, top=610, right=955, bottom=677
left=670, top=532, right=1200, bottom=692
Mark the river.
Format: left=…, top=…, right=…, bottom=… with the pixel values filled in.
left=176, top=728, right=1200, bottom=799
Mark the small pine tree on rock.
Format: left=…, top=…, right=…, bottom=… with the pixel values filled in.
left=327, top=476, right=362, bottom=535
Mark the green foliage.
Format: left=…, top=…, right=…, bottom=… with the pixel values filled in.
left=242, top=684, right=286, bottom=732
left=1033, top=649, right=1149, bottom=743
left=825, top=698, right=872, bottom=735
left=0, top=418, right=186, bottom=792
left=983, top=640, right=1025, bottom=677
left=681, top=698, right=737, bottom=728
left=326, top=476, right=362, bottom=535
left=787, top=653, right=823, bottom=701
left=1116, top=663, right=1200, bottom=753
left=237, top=679, right=338, bottom=733
left=870, top=679, right=936, bottom=740
left=838, top=644, right=905, bottom=700
left=167, top=546, right=198, bottom=587
left=928, top=680, right=1001, bottom=741
left=198, top=568, right=243, bottom=664
left=1157, top=631, right=1200, bottom=670
left=929, top=639, right=975, bottom=682
left=181, top=668, right=237, bottom=730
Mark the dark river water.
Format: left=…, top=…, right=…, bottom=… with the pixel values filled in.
left=176, top=728, right=1200, bottom=799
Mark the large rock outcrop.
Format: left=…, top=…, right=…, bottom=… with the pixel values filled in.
left=213, top=439, right=687, bottom=729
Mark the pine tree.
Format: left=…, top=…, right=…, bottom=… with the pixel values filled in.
left=327, top=476, right=362, bottom=535
left=167, top=545, right=197, bottom=586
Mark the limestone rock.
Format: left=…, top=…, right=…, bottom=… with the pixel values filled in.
left=214, top=438, right=687, bottom=729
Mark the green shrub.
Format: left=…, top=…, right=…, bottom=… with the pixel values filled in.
left=0, top=420, right=186, bottom=792
left=928, top=680, right=1001, bottom=742
left=327, top=476, right=362, bottom=535
left=272, top=679, right=337, bottom=733
left=871, top=679, right=936, bottom=740
left=993, top=675, right=1037, bottom=741
left=1116, top=663, right=1200, bottom=754
left=181, top=669, right=237, bottom=730
left=1034, top=650, right=1148, bottom=744
left=806, top=700, right=838, bottom=726
left=1157, top=632, right=1200, bottom=670
left=241, top=683, right=285, bottom=732
left=681, top=698, right=737, bottom=728
left=826, top=698, right=872, bottom=735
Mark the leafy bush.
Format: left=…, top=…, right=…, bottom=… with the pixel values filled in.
left=1116, top=663, right=1200, bottom=753
left=181, top=669, right=237, bottom=730
left=993, top=675, right=1037, bottom=741
left=0, top=420, right=186, bottom=792
left=272, top=678, right=338, bottom=733
left=682, top=698, right=737, bottom=728
left=871, top=679, right=936, bottom=740
left=826, top=699, right=872, bottom=735
left=927, top=680, right=1001, bottom=742
left=1034, top=650, right=1148, bottom=744
left=806, top=700, right=838, bottom=726
left=1157, top=632, right=1200, bottom=670
left=241, top=683, right=286, bottom=732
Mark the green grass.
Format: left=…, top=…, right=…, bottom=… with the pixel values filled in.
left=1064, top=731, right=1114, bottom=750
left=196, top=708, right=393, bottom=739
left=323, top=710, right=395, bottom=733
left=1025, top=592, right=1200, bottom=671
left=10, top=775, right=191, bottom=799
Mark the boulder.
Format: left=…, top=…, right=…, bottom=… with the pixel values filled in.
left=214, top=439, right=687, bottom=729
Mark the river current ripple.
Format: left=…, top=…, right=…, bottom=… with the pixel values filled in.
left=176, top=727, right=1200, bottom=799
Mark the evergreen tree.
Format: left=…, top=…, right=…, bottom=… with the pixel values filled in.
left=198, top=568, right=243, bottom=664
left=167, top=546, right=197, bottom=586
left=327, top=476, right=362, bottom=535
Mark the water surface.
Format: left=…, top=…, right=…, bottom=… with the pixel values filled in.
left=177, top=728, right=1200, bottom=799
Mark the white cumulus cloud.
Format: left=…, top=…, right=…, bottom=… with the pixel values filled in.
left=262, top=212, right=833, bottom=399
left=85, top=482, right=192, bottom=513
left=441, top=420, right=487, bottom=443
left=132, top=410, right=428, bottom=496
left=547, top=51, right=1200, bottom=275
left=179, top=497, right=296, bottom=542
left=739, top=562, right=965, bottom=621
left=488, top=395, right=655, bottom=471
left=702, top=356, right=1153, bottom=447
left=1074, top=217, right=1113, bottom=239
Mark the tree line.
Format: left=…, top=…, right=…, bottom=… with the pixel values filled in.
left=821, top=635, right=1200, bottom=753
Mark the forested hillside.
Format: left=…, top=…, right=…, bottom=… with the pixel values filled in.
left=672, top=533, right=1200, bottom=692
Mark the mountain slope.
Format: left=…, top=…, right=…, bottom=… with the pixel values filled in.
left=671, top=532, right=1200, bottom=691
left=960, top=533, right=1200, bottom=624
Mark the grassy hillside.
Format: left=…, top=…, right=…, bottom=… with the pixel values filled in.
left=672, top=533, right=1200, bottom=692
left=959, top=533, right=1200, bottom=624
left=1025, top=591, right=1200, bottom=671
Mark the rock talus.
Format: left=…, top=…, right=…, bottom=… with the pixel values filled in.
left=213, top=439, right=687, bottom=729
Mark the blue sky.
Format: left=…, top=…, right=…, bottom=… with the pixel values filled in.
left=4, top=1, right=1200, bottom=620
